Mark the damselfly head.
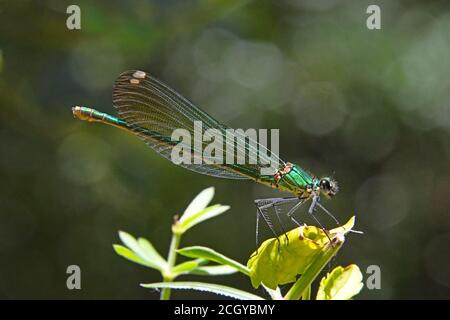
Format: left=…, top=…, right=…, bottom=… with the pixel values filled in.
left=319, top=177, right=339, bottom=198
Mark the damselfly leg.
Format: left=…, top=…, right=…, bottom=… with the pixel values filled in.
left=307, top=195, right=342, bottom=243
left=254, top=197, right=299, bottom=254
left=254, top=195, right=343, bottom=253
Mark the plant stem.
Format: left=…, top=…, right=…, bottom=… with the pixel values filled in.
left=302, top=285, right=311, bottom=300
left=160, top=231, right=182, bottom=300
left=284, top=239, right=343, bottom=300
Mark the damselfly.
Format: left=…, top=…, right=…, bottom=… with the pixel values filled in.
left=72, top=70, right=343, bottom=243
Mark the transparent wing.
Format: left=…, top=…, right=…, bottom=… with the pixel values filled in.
left=112, top=70, right=284, bottom=180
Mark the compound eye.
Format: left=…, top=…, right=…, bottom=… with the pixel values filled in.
left=320, top=179, right=331, bottom=191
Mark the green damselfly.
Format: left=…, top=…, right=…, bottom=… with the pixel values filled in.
left=72, top=70, right=345, bottom=242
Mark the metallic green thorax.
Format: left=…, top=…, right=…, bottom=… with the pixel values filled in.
left=258, top=164, right=317, bottom=197
left=280, top=165, right=317, bottom=196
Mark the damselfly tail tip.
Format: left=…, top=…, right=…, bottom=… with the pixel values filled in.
left=72, top=105, right=92, bottom=121
left=72, top=106, right=81, bottom=118
left=72, top=105, right=82, bottom=118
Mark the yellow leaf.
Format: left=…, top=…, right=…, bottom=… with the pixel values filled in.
left=247, top=216, right=356, bottom=290
left=316, top=264, right=364, bottom=300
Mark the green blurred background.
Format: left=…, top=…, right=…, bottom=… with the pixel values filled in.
left=1, top=0, right=450, bottom=299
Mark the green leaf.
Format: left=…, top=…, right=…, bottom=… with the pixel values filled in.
left=118, top=231, right=141, bottom=254
left=302, top=285, right=311, bottom=300
left=141, top=282, right=264, bottom=300
left=316, top=264, right=364, bottom=300
left=171, top=260, right=202, bottom=275
left=113, top=244, right=155, bottom=268
left=190, top=265, right=238, bottom=276
left=179, top=187, right=215, bottom=223
left=171, top=258, right=238, bottom=277
left=137, top=237, right=168, bottom=270
left=175, top=204, right=230, bottom=234
left=117, top=231, right=167, bottom=271
left=247, top=216, right=356, bottom=290
left=178, top=246, right=250, bottom=275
